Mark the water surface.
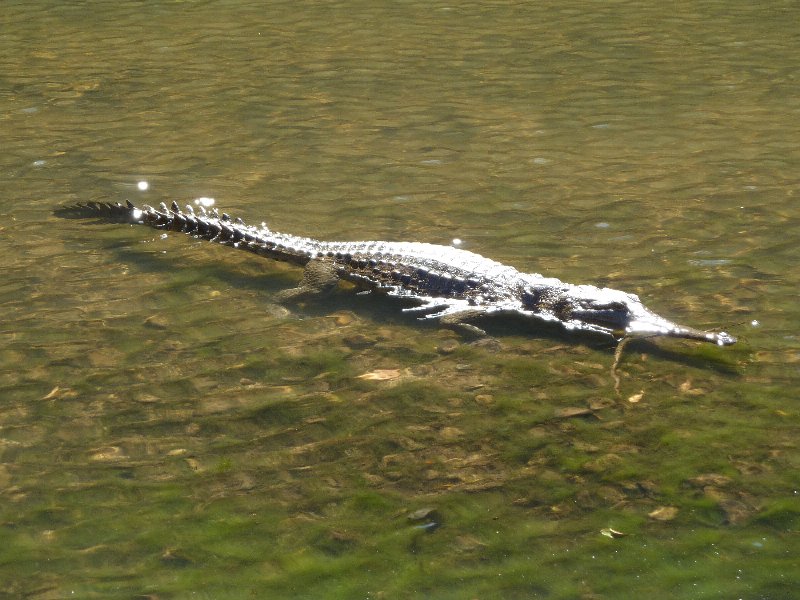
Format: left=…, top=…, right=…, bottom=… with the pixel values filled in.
left=1, top=1, right=799, bottom=598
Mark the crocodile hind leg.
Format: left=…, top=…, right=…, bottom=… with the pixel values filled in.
left=274, top=259, right=340, bottom=301
left=439, top=309, right=489, bottom=337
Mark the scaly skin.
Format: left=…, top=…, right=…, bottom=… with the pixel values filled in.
left=54, top=200, right=736, bottom=346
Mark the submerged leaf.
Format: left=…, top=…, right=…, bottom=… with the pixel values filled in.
left=554, top=407, right=594, bottom=419
left=41, top=386, right=61, bottom=400
left=627, top=390, right=644, bottom=404
left=600, top=528, right=627, bottom=539
left=648, top=506, right=679, bottom=521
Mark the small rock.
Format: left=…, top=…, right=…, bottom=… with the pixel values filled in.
left=407, top=508, right=442, bottom=533
left=185, top=458, right=202, bottom=472
left=622, top=480, right=659, bottom=497
left=573, top=441, right=600, bottom=453
left=331, top=311, right=357, bottom=326
left=588, top=397, right=615, bottom=411
left=469, top=337, right=503, bottom=352
left=474, top=394, right=494, bottom=406
left=407, top=507, right=437, bottom=521
left=89, top=446, right=126, bottom=461
left=343, top=334, right=373, bottom=349
left=437, top=339, right=460, bottom=354
left=554, top=407, right=594, bottom=419
left=706, top=490, right=753, bottom=525
left=357, top=369, right=401, bottom=381
left=583, top=453, right=623, bottom=473
left=455, top=534, right=488, bottom=551
left=161, top=548, right=192, bottom=567
left=679, top=380, right=705, bottom=396
left=144, top=314, right=169, bottom=329
left=687, top=473, right=733, bottom=488
left=439, top=426, right=463, bottom=440
left=135, top=393, right=160, bottom=404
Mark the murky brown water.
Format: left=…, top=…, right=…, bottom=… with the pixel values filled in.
left=1, top=1, right=798, bottom=597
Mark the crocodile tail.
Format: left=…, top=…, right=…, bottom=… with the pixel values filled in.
left=53, top=200, right=139, bottom=223
left=56, top=200, right=273, bottom=248
left=127, top=201, right=263, bottom=243
left=54, top=200, right=240, bottom=236
left=55, top=200, right=317, bottom=266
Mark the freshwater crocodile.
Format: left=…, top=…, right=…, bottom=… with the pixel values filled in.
left=55, top=200, right=736, bottom=347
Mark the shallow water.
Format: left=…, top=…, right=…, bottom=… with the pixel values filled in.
left=1, top=0, right=799, bottom=597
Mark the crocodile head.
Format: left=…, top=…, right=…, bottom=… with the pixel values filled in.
left=568, top=286, right=736, bottom=346
left=521, top=281, right=736, bottom=346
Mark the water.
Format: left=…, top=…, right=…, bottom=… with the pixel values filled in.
left=2, top=1, right=799, bottom=598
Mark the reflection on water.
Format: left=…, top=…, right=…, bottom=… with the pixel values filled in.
left=1, top=0, right=799, bottom=597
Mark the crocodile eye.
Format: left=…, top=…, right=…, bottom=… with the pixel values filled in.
left=582, top=300, right=626, bottom=312
left=602, top=301, right=627, bottom=312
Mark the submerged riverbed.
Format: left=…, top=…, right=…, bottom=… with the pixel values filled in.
left=1, top=1, right=798, bottom=597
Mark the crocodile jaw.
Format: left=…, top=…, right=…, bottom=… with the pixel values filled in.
left=563, top=285, right=737, bottom=346
left=624, top=302, right=737, bottom=346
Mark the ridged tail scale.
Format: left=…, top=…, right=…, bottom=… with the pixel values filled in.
left=57, top=200, right=320, bottom=266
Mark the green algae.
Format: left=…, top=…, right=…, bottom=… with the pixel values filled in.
left=2, top=0, right=799, bottom=597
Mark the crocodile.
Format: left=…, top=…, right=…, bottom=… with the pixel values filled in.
left=55, top=200, right=736, bottom=347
